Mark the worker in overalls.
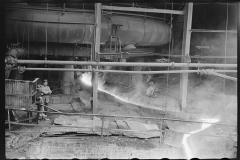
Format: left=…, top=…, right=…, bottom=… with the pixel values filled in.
left=37, top=79, right=52, bottom=121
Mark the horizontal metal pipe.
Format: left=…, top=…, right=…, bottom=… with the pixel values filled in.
left=17, top=60, right=237, bottom=68
left=101, top=5, right=185, bottom=15
left=6, top=6, right=169, bottom=21
left=23, top=68, right=237, bottom=74
left=6, top=48, right=28, bottom=58
left=6, top=9, right=171, bottom=46
left=6, top=108, right=236, bottom=126
left=206, top=70, right=238, bottom=81
left=5, top=17, right=95, bottom=25
left=157, top=54, right=237, bottom=59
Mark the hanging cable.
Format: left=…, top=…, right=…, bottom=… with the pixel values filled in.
left=164, top=2, right=173, bottom=115
left=223, top=3, right=229, bottom=106
left=199, top=4, right=207, bottom=82
left=27, top=17, right=30, bottom=58
left=16, top=4, right=19, bottom=46
left=164, top=2, right=166, bottom=23
left=45, top=3, right=48, bottom=66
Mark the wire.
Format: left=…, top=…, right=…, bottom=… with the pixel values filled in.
left=223, top=3, right=229, bottom=106
left=199, top=5, right=207, bottom=82
left=17, top=4, right=19, bottom=45
left=164, top=2, right=173, bottom=115
left=27, top=11, right=30, bottom=58
left=45, top=3, right=48, bottom=63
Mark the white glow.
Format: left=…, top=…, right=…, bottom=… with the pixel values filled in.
left=80, top=72, right=220, bottom=159
left=182, top=118, right=219, bottom=159
left=80, top=72, right=92, bottom=86
left=80, top=72, right=141, bottom=105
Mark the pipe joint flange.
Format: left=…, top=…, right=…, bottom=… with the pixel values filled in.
left=18, top=66, right=25, bottom=73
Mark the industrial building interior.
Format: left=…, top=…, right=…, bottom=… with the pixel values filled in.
left=5, top=2, right=237, bottom=159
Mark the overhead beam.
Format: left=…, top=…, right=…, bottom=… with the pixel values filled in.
left=180, top=3, right=193, bottom=111
left=101, top=5, right=185, bottom=15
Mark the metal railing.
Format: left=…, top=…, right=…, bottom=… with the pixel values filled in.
left=5, top=107, right=237, bottom=139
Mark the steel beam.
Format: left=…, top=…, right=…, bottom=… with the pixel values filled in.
left=92, top=3, right=101, bottom=112
left=17, top=60, right=237, bottom=68
left=101, top=5, right=185, bottom=15
left=22, top=68, right=237, bottom=74
left=180, top=3, right=193, bottom=111
left=5, top=17, right=95, bottom=25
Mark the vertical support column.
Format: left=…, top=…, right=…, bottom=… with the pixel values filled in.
left=92, top=3, right=101, bottom=113
left=60, top=57, right=74, bottom=94
left=180, top=3, right=193, bottom=111
left=237, top=3, right=240, bottom=98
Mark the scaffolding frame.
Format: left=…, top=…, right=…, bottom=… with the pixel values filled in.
left=12, top=2, right=238, bottom=114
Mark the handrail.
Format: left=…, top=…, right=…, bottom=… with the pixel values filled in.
left=5, top=108, right=237, bottom=126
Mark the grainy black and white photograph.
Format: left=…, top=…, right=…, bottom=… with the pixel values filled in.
left=5, top=2, right=237, bottom=159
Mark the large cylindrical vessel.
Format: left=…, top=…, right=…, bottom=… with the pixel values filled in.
left=5, top=7, right=171, bottom=46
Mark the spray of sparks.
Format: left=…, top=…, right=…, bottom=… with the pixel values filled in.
left=80, top=72, right=219, bottom=159
left=80, top=72, right=143, bottom=106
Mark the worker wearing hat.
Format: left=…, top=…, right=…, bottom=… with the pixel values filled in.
left=38, top=79, right=52, bottom=121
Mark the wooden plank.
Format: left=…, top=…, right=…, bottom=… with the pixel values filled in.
left=180, top=3, right=193, bottom=110
left=125, top=120, right=148, bottom=131
left=101, top=5, right=185, bottom=15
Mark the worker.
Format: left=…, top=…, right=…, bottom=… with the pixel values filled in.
left=146, top=75, right=152, bottom=83
left=38, top=79, right=52, bottom=121
left=146, top=81, right=157, bottom=98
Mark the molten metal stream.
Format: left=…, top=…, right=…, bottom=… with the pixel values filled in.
left=80, top=72, right=144, bottom=106
left=80, top=72, right=219, bottom=159
left=182, top=119, right=219, bottom=159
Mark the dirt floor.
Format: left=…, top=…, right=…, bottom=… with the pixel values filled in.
left=5, top=74, right=237, bottom=159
